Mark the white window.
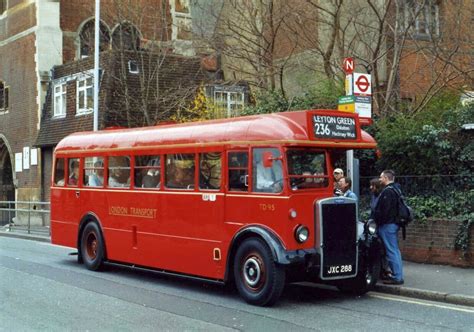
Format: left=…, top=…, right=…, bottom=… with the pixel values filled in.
left=0, top=81, right=8, bottom=114
left=128, top=60, right=139, bottom=74
left=53, top=83, right=67, bottom=117
left=76, top=77, right=93, bottom=115
left=402, top=0, right=439, bottom=39
left=170, top=0, right=192, bottom=40
left=214, top=91, right=245, bottom=118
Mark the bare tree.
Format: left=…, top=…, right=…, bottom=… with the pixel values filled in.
left=296, top=0, right=474, bottom=116
left=194, top=0, right=310, bottom=96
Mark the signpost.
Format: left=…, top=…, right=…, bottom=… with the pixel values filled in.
left=337, top=58, right=374, bottom=199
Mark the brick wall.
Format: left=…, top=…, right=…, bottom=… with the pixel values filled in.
left=60, top=0, right=169, bottom=63
left=399, top=219, right=474, bottom=267
left=0, top=34, right=41, bottom=199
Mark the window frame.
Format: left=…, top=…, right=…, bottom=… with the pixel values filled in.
left=170, top=0, right=193, bottom=40
left=53, top=82, right=67, bottom=117
left=286, top=147, right=330, bottom=191
left=67, top=158, right=81, bottom=187
left=0, top=82, right=9, bottom=114
left=53, top=158, right=66, bottom=187
left=107, top=155, right=131, bottom=189
left=227, top=150, right=249, bottom=192
left=76, top=76, right=94, bottom=115
left=165, top=153, right=196, bottom=190
left=0, top=0, right=6, bottom=16
left=83, top=156, right=105, bottom=188
left=402, top=0, right=440, bottom=40
left=252, top=147, right=283, bottom=194
left=199, top=152, right=222, bottom=191
left=214, top=90, right=245, bottom=118
left=134, top=154, right=162, bottom=190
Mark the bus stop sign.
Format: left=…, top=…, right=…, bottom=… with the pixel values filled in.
left=343, top=57, right=354, bottom=74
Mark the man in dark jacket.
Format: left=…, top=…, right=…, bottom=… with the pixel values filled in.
left=374, top=170, right=404, bottom=285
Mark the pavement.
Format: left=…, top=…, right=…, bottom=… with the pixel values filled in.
left=1, top=225, right=473, bottom=307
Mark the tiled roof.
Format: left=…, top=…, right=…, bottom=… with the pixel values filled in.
left=35, top=51, right=213, bottom=147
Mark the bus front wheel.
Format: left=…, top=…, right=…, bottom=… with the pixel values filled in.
left=233, top=238, right=285, bottom=306
left=80, top=222, right=105, bottom=271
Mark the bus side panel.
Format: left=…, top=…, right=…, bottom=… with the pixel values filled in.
left=101, top=191, right=225, bottom=280
left=50, top=188, right=80, bottom=248
left=225, top=195, right=292, bottom=248
left=151, top=192, right=225, bottom=279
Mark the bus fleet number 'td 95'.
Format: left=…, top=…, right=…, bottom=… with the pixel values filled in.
left=259, top=203, right=275, bottom=211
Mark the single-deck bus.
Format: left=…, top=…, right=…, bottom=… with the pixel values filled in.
left=51, top=109, right=382, bottom=306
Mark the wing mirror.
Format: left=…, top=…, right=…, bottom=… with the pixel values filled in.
left=262, top=152, right=282, bottom=168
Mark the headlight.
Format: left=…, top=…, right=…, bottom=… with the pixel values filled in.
left=366, top=219, right=377, bottom=235
left=295, top=225, right=309, bottom=243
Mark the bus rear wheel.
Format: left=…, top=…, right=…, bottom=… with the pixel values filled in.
left=233, top=238, right=285, bottom=306
left=80, top=222, right=105, bottom=271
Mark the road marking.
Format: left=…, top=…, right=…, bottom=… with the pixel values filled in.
left=369, top=293, right=474, bottom=313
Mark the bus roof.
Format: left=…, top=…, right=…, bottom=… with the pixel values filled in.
left=55, top=110, right=376, bottom=154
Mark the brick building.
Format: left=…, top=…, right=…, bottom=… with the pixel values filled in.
left=0, top=1, right=61, bottom=207
left=0, top=0, right=218, bottom=225
left=35, top=50, right=213, bottom=201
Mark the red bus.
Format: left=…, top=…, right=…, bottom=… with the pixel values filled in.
left=51, top=109, right=382, bottom=306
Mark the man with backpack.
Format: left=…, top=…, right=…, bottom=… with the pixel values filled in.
left=374, top=170, right=404, bottom=285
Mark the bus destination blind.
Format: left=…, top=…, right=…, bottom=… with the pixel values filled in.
left=312, top=115, right=357, bottom=140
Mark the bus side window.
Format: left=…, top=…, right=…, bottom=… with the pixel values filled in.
left=84, top=157, right=104, bottom=187
left=108, top=156, right=131, bottom=188
left=165, top=154, right=195, bottom=190
left=199, top=152, right=221, bottom=190
left=68, top=158, right=80, bottom=186
left=54, top=158, right=65, bottom=186
left=135, top=155, right=161, bottom=189
left=252, top=148, right=283, bottom=193
left=228, top=151, right=248, bottom=191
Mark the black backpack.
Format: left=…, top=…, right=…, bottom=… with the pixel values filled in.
left=389, top=186, right=414, bottom=239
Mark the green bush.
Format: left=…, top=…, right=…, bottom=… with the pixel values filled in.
left=374, top=100, right=473, bottom=175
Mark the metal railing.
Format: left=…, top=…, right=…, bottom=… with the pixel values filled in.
left=0, top=201, right=50, bottom=235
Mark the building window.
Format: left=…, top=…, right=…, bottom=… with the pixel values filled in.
left=128, top=60, right=139, bottom=74
left=112, top=23, right=141, bottom=51
left=53, top=82, right=67, bottom=117
left=171, top=0, right=192, bottom=40
left=0, top=81, right=9, bottom=114
left=79, top=19, right=111, bottom=58
left=214, top=90, right=245, bottom=118
left=0, top=0, right=6, bottom=15
left=76, top=77, right=93, bottom=115
left=402, top=0, right=440, bottom=39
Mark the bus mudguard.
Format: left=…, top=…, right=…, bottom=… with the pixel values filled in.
left=225, top=225, right=315, bottom=282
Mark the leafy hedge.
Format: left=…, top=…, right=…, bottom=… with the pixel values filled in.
left=372, top=94, right=473, bottom=176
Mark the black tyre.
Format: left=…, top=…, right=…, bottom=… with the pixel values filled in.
left=337, top=254, right=381, bottom=295
left=233, top=238, right=285, bottom=306
left=80, top=222, right=105, bottom=271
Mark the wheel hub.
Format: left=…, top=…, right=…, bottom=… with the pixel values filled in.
left=243, top=257, right=262, bottom=288
left=86, top=232, right=98, bottom=260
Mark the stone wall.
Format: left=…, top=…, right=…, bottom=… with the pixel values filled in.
left=399, top=219, right=474, bottom=268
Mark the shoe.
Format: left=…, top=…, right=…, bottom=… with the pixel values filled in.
left=383, top=278, right=404, bottom=285
left=380, top=271, right=393, bottom=281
